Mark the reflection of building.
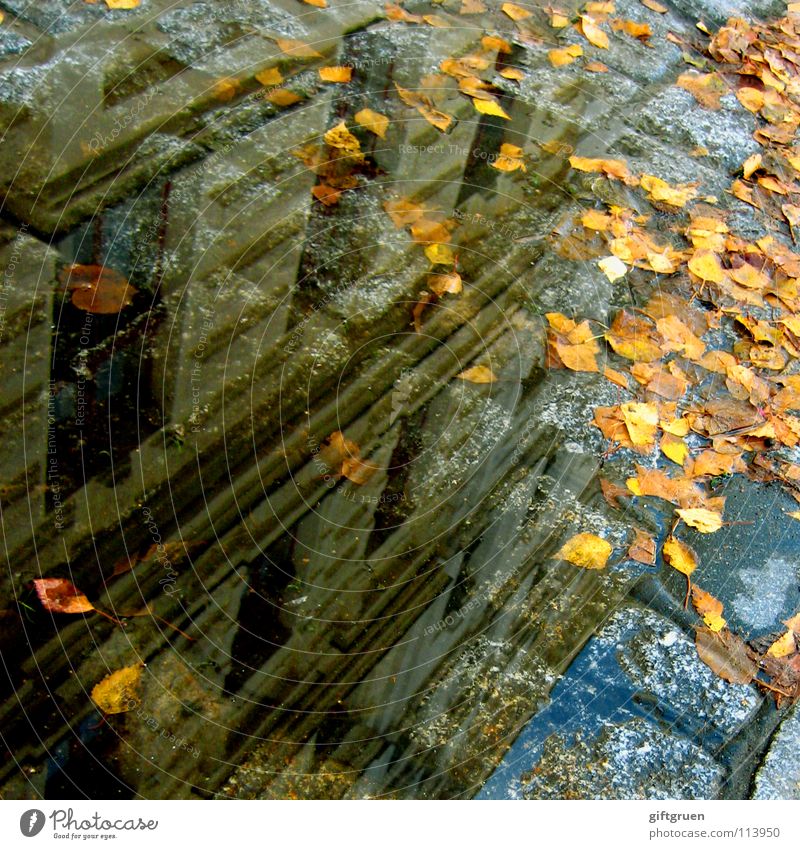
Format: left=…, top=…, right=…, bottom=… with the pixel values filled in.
left=0, top=1, right=615, bottom=801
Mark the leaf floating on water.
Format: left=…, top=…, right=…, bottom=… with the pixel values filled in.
left=355, top=108, right=389, bottom=138
left=472, top=97, right=511, bottom=119
left=598, top=255, right=627, bottom=281
left=695, top=627, right=758, bottom=684
left=320, top=431, right=377, bottom=485
left=491, top=143, right=526, bottom=172
left=91, top=665, right=142, bottom=715
left=33, top=578, right=95, bottom=614
left=394, top=83, right=454, bottom=132
left=457, top=365, right=497, bottom=384
left=554, top=532, right=612, bottom=570
left=59, top=264, right=137, bottom=314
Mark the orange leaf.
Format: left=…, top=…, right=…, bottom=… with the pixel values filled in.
left=34, top=578, right=95, bottom=614
left=457, top=365, right=497, bottom=383
left=555, top=532, right=612, bottom=569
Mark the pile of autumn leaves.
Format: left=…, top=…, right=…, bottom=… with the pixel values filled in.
left=545, top=10, right=800, bottom=703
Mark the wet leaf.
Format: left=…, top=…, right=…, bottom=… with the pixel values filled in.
left=355, top=108, right=390, bottom=138
left=266, top=88, right=302, bottom=106
left=598, top=255, right=627, bottom=281
left=427, top=272, right=462, bottom=296
left=472, top=98, right=511, bottom=119
left=640, top=0, right=667, bottom=11
left=579, top=15, right=610, bottom=49
left=585, top=61, right=609, bottom=72
left=34, top=578, right=95, bottom=614
left=319, top=66, right=352, bottom=83
left=301, top=0, right=327, bottom=6
left=255, top=67, right=283, bottom=86
left=457, top=365, right=497, bottom=384
left=691, top=587, right=726, bottom=631
left=640, top=174, right=698, bottom=208
left=395, top=83, right=454, bottom=132
left=676, top=71, right=727, bottom=109
left=59, top=264, right=137, bottom=314
left=491, top=143, right=526, bottom=172
left=688, top=249, right=725, bottom=283
left=324, top=121, right=361, bottom=154
left=481, top=35, right=512, bottom=53
left=501, top=2, right=531, bottom=20
left=663, top=536, right=697, bottom=576
left=620, top=401, right=658, bottom=449
left=555, top=533, right=613, bottom=570
left=695, top=628, right=758, bottom=684
left=568, top=155, right=636, bottom=184
left=91, top=665, right=142, bottom=715
left=628, top=528, right=656, bottom=565
left=676, top=506, right=723, bottom=533
left=548, top=44, right=583, bottom=67
left=274, top=38, right=322, bottom=58
left=104, top=0, right=140, bottom=7
left=660, top=433, right=689, bottom=466
left=311, top=183, right=342, bottom=206
left=766, top=629, right=796, bottom=658
left=424, top=243, right=455, bottom=265
left=320, top=431, right=377, bottom=485
left=610, top=18, right=652, bottom=43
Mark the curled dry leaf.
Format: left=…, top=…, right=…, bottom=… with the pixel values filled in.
left=34, top=578, right=95, bottom=614
left=555, top=532, right=613, bottom=570
left=91, top=665, right=143, bottom=715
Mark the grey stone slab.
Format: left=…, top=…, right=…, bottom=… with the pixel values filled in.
left=753, top=702, right=800, bottom=800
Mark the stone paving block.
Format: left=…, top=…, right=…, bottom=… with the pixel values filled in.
left=753, top=702, right=800, bottom=800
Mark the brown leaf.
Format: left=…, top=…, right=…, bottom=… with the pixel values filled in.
left=691, top=586, right=726, bottom=632
left=695, top=627, right=758, bottom=684
left=33, top=578, right=95, bottom=614
left=628, top=528, right=656, bottom=564
left=60, top=264, right=137, bottom=314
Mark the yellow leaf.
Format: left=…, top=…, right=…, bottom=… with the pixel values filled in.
left=620, top=401, right=658, bottom=448
left=491, top=143, right=526, bottom=172
left=319, top=66, right=353, bottom=83
left=640, top=0, right=667, bottom=11
left=105, top=0, right=140, bottom=7
left=548, top=44, right=583, bottom=67
left=663, top=536, right=697, bottom=576
left=266, top=89, right=302, bottom=106
left=481, top=35, right=512, bottom=53
left=428, top=272, right=462, bottom=296
left=472, top=98, right=511, bottom=119
left=395, top=83, right=454, bottom=132
left=457, top=365, right=497, bottom=383
left=580, top=14, right=610, bottom=48
left=91, top=665, right=142, bottom=715
left=355, top=108, right=390, bottom=138
left=274, top=38, right=323, bottom=58
left=324, top=121, right=361, bottom=153
left=660, top=433, right=688, bottom=466
left=502, top=2, right=532, bottom=20
left=640, top=174, right=697, bottom=208
left=555, top=532, right=613, bottom=570
left=213, top=78, right=239, bottom=102
left=255, top=67, right=283, bottom=86
left=598, top=255, right=627, bottom=281
left=688, top=249, right=725, bottom=283
left=766, top=630, right=796, bottom=658
left=301, top=0, right=327, bottom=6
left=691, top=586, right=726, bottom=632
left=676, top=507, right=723, bottom=533
left=425, top=243, right=455, bottom=265
left=500, top=67, right=525, bottom=80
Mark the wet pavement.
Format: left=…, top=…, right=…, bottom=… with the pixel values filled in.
left=0, top=0, right=799, bottom=800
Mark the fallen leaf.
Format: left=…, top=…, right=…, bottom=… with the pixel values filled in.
left=266, top=88, right=302, bottom=106
left=549, top=44, right=583, bottom=67
left=676, top=506, right=723, bottom=533
left=457, top=365, right=497, bottom=383
left=324, top=121, right=362, bottom=154
left=691, top=586, right=726, bottom=632
left=491, top=143, right=526, bottom=172
left=598, top=255, right=627, bottom=281
left=59, top=264, right=137, bottom=314
left=662, top=536, right=697, bottom=576
left=91, top=665, right=142, bottom=715
left=274, top=38, right=322, bottom=58
left=395, top=83, right=454, bottom=132
left=301, top=0, right=327, bottom=6
left=640, top=174, right=698, bottom=208
left=104, top=0, right=140, bottom=7
left=554, top=532, right=612, bottom=569
left=425, top=243, right=455, bottom=265
left=621, top=401, right=658, bottom=449
left=695, top=628, right=758, bottom=684
left=640, top=0, right=667, bottom=11
left=472, top=97, right=511, bottom=119
left=355, top=108, right=390, bottom=138
left=661, top=433, right=689, bottom=465
left=481, top=35, right=513, bottom=53
left=501, top=2, right=531, bottom=20
left=428, top=271, right=462, bottom=296
left=34, top=578, right=95, bottom=614
left=319, top=66, right=352, bottom=83
left=255, top=67, right=283, bottom=86
left=579, top=15, right=610, bottom=49
left=766, top=630, right=796, bottom=658
left=628, top=528, right=656, bottom=564
left=320, top=431, right=377, bottom=485
left=568, top=155, right=636, bottom=184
